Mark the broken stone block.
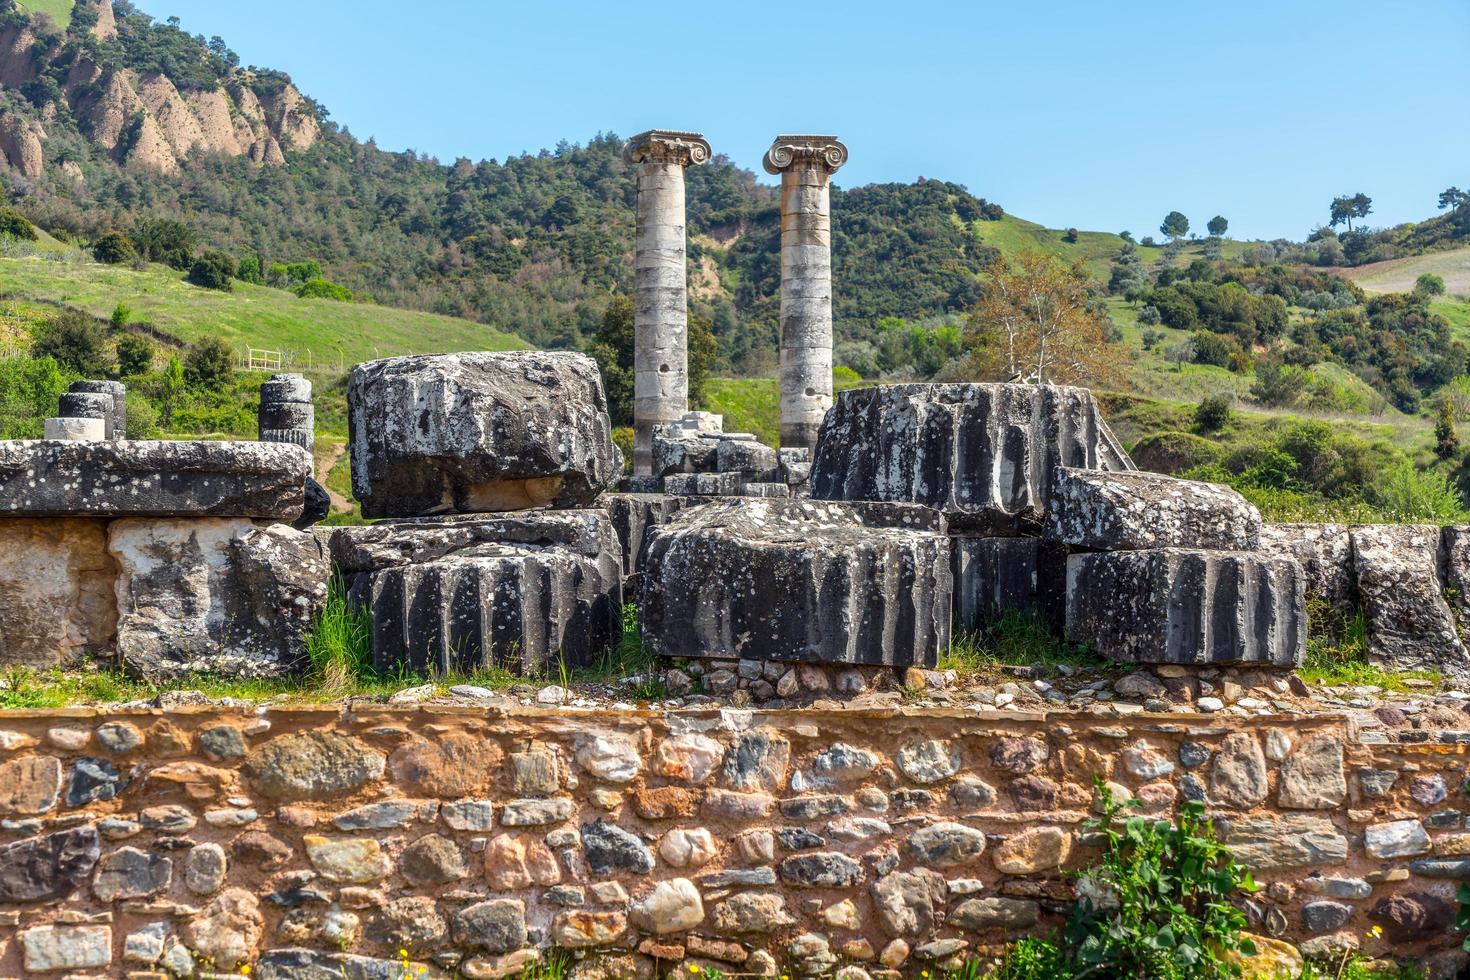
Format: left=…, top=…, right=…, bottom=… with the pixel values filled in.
left=952, top=536, right=1067, bottom=634
left=258, top=373, right=314, bottom=451
left=652, top=429, right=719, bottom=478
left=0, top=440, right=310, bottom=519
left=779, top=448, right=812, bottom=488
left=1441, top=525, right=1470, bottom=639
left=664, top=472, right=744, bottom=496
left=1351, top=525, right=1470, bottom=678
left=335, top=512, right=622, bottom=675
left=1065, top=549, right=1305, bottom=666
left=43, top=417, right=104, bottom=441
left=1045, top=467, right=1261, bottom=551
left=717, top=436, right=780, bottom=480
left=1257, top=524, right=1355, bottom=629
left=740, top=483, right=790, bottom=499
left=68, top=379, right=126, bottom=440
left=110, top=518, right=328, bottom=678
left=58, top=390, right=115, bottom=439
left=348, top=351, right=621, bottom=517
left=601, top=494, right=699, bottom=593
left=810, top=383, right=1134, bottom=533
left=642, top=498, right=952, bottom=667
left=0, top=518, right=116, bottom=667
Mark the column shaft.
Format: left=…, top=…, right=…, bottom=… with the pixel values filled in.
left=632, top=160, right=690, bottom=474
left=778, top=165, right=835, bottom=451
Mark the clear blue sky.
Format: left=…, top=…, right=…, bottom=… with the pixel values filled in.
left=163, top=0, right=1469, bottom=241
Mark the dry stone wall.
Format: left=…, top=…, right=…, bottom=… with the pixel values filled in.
left=0, top=705, right=1466, bottom=977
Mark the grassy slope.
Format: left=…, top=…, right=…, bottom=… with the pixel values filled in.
left=1340, top=245, right=1470, bottom=295
left=14, top=0, right=70, bottom=27
left=973, top=214, right=1256, bottom=279
left=0, top=255, right=528, bottom=364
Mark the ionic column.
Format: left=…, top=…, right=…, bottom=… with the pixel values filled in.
left=623, top=129, right=710, bottom=475
left=764, top=135, right=848, bottom=452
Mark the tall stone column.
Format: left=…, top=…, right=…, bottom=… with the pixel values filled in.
left=623, top=129, right=710, bottom=475
left=764, top=135, right=848, bottom=452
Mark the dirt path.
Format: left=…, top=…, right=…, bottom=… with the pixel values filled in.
left=313, top=440, right=351, bottom=513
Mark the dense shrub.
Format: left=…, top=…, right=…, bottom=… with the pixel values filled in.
left=183, top=336, right=235, bottom=388
left=115, top=334, right=156, bottom=376
left=31, top=310, right=112, bottom=375
left=187, top=250, right=236, bottom=291
left=0, top=206, right=38, bottom=241
left=1194, top=394, right=1233, bottom=432
left=133, top=217, right=197, bottom=270
left=295, top=278, right=353, bottom=301
left=92, top=231, right=136, bottom=264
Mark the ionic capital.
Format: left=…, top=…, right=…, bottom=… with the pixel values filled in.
left=623, top=129, right=711, bottom=168
left=763, top=135, right=848, bottom=175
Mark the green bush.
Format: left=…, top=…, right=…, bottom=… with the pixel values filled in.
left=92, top=231, right=136, bottom=264
left=0, top=356, right=71, bottom=438
left=183, top=336, right=235, bottom=388
left=1372, top=463, right=1468, bottom=523
left=295, top=278, right=353, bottom=301
left=0, top=207, right=37, bottom=241
left=187, top=250, right=236, bottom=291
left=235, top=254, right=265, bottom=285
left=115, top=334, right=156, bottom=377
left=31, top=310, right=112, bottom=376
left=1193, top=395, right=1233, bottom=432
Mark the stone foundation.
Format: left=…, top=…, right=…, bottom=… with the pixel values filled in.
left=0, top=704, right=1464, bottom=976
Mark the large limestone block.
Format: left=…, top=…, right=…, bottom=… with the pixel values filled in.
left=109, top=519, right=328, bottom=678
left=952, top=536, right=1067, bottom=634
left=1351, top=525, right=1470, bottom=678
left=348, top=549, right=620, bottom=677
left=1257, top=524, right=1355, bottom=626
left=333, top=512, right=622, bottom=674
left=0, top=440, right=309, bottom=519
left=0, top=518, right=116, bottom=667
left=810, top=383, right=1134, bottom=533
left=1045, top=467, right=1261, bottom=551
left=641, top=498, right=952, bottom=667
left=1065, top=549, right=1306, bottom=666
left=347, top=352, right=621, bottom=518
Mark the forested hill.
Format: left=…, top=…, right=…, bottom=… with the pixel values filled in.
left=0, top=0, right=1004, bottom=371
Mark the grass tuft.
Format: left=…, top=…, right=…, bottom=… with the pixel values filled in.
left=1299, top=608, right=1439, bottom=691
left=941, top=611, right=1105, bottom=677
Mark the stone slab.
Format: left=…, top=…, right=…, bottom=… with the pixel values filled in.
left=1045, top=467, right=1260, bottom=551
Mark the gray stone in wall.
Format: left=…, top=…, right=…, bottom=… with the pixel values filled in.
left=338, top=513, right=622, bottom=675
left=740, top=482, right=790, bottom=499
left=1045, top=467, right=1261, bottom=551
left=67, top=380, right=126, bottom=440
left=347, top=352, right=621, bottom=518
left=952, top=536, right=1068, bottom=635
left=810, top=383, right=1135, bottom=534
left=717, top=436, right=780, bottom=482
left=1351, top=525, right=1470, bottom=679
left=1441, top=525, right=1470, bottom=638
left=642, top=498, right=952, bottom=667
left=1065, top=548, right=1306, bottom=666
left=110, top=519, right=328, bottom=679
left=0, top=440, right=310, bottom=519
left=1257, top=524, right=1356, bottom=628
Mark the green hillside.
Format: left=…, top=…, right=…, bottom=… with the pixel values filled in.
left=13, top=0, right=69, bottom=26
left=1341, top=245, right=1470, bottom=296
left=0, top=253, right=528, bottom=365
left=973, top=214, right=1257, bottom=279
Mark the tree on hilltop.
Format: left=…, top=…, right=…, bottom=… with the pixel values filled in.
left=1160, top=211, right=1190, bottom=241
left=1329, top=193, right=1373, bottom=231
left=1207, top=215, right=1228, bottom=238
left=1440, top=187, right=1468, bottom=211
left=967, top=250, right=1125, bottom=386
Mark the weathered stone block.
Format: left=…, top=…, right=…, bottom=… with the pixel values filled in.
left=642, top=498, right=951, bottom=666
left=664, top=472, right=744, bottom=496
left=1045, top=467, right=1261, bottom=551
left=601, top=494, right=698, bottom=592
left=1258, top=524, right=1355, bottom=627
left=340, top=513, right=622, bottom=675
left=348, top=352, right=620, bottom=517
left=1351, top=525, right=1470, bottom=679
left=0, top=518, right=116, bottom=667
left=68, top=379, right=126, bottom=440
left=951, top=536, right=1067, bottom=634
left=1065, top=549, right=1305, bottom=666
left=0, top=440, right=310, bottom=519
left=810, top=383, right=1134, bottom=533
left=110, top=518, right=328, bottom=678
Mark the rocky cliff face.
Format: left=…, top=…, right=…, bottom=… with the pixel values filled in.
left=0, top=8, right=320, bottom=180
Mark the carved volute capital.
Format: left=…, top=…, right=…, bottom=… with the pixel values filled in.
left=623, top=130, right=711, bottom=168
left=763, top=135, right=848, bottom=175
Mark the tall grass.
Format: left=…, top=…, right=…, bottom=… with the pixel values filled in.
left=304, top=575, right=375, bottom=695
left=941, top=611, right=1104, bottom=676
